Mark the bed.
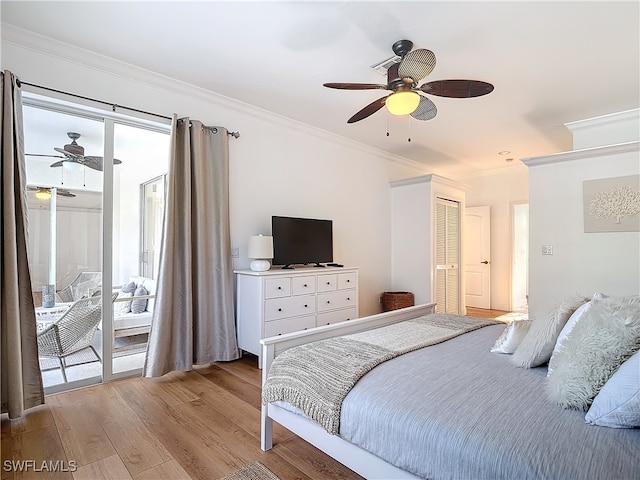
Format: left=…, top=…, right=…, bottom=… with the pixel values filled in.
left=260, top=302, right=640, bottom=479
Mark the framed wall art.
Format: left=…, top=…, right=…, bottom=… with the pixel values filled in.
left=583, top=174, right=640, bottom=233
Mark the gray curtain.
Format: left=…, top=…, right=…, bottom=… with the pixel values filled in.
left=1, top=70, right=45, bottom=417
left=143, top=116, right=239, bottom=377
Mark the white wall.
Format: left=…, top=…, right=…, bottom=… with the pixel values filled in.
left=2, top=27, right=428, bottom=316
left=524, top=143, right=640, bottom=318
left=459, top=166, right=529, bottom=311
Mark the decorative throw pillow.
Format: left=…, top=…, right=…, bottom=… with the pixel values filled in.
left=491, top=320, right=532, bottom=354
left=113, top=291, right=133, bottom=316
left=131, top=285, right=149, bottom=314
left=585, top=350, right=640, bottom=428
left=121, top=281, right=137, bottom=294
left=512, top=295, right=588, bottom=368
left=547, top=298, right=640, bottom=410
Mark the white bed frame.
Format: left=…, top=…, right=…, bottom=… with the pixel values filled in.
left=260, top=303, right=436, bottom=480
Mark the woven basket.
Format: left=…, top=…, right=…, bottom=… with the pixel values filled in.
left=381, top=291, right=415, bottom=312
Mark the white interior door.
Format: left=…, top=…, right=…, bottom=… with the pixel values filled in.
left=464, top=206, right=491, bottom=309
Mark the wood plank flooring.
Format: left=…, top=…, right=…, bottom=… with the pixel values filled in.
left=2, top=356, right=361, bottom=480
left=2, top=307, right=510, bottom=480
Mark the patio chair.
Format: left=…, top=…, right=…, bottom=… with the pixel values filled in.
left=37, top=292, right=117, bottom=382
left=55, top=271, right=102, bottom=303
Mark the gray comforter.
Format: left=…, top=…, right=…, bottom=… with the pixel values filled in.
left=339, top=324, right=640, bottom=480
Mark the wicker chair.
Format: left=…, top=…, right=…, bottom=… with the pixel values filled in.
left=55, top=271, right=102, bottom=303
left=37, top=292, right=117, bottom=382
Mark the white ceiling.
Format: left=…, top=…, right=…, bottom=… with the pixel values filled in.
left=2, top=1, right=639, bottom=176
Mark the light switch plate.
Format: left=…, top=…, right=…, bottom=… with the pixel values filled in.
left=231, top=247, right=239, bottom=258
left=542, top=245, right=553, bottom=255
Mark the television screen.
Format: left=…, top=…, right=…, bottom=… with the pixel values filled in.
left=272, top=216, right=333, bottom=268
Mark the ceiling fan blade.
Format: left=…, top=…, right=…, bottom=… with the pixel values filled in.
left=82, top=157, right=104, bottom=171
left=58, top=190, right=76, bottom=197
left=324, top=83, right=387, bottom=90
left=347, top=96, right=389, bottom=124
left=419, top=80, right=494, bottom=98
left=398, top=49, right=436, bottom=82
left=50, top=161, right=65, bottom=168
left=54, top=147, right=82, bottom=159
left=410, top=96, right=438, bottom=121
left=25, top=153, right=66, bottom=158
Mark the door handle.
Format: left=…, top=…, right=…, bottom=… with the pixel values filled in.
left=481, top=260, right=489, bottom=264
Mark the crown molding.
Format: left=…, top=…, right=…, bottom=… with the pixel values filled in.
left=2, top=24, right=424, bottom=170
left=522, top=141, right=639, bottom=167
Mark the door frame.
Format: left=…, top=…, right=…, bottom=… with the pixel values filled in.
left=510, top=201, right=529, bottom=312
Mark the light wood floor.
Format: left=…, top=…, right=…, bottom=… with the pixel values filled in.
left=2, top=307, right=510, bottom=480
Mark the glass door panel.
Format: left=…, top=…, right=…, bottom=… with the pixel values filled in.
left=23, top=105, right=105, bottom=392
left=111, top=122, right=169, bottom=376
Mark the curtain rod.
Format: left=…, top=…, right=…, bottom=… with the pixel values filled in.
left=17, top=80, right=240, bottom=139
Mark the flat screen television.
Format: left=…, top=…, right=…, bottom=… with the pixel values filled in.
left=272, top=216, right=333, bottom=268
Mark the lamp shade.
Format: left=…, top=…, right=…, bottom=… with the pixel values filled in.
left=248, top=235, right=273, bottom=271
left=386, top=91, right=420, bottom=115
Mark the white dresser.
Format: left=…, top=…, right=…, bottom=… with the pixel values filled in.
left=234, top=267, right=359, bottom=365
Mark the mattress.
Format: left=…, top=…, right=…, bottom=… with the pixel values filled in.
left=334, top=324, right=640, bottom=479
left=271, top=322, right=640, bottom=478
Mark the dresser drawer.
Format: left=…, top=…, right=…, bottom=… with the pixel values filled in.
left=317, top=307, right=357, bottom=326
left=264, top=294, right=316, bottom=321
left=265, top=277, right=291, bottom=299
left=317, top=289, right=357, bottom=312
left=292, top=276, right=316, bottom=296
left=317, top=274, right=337, bottom=292
left=264, top=315, right=316, bottom=337
left=337, top=272, right=357, bottom=290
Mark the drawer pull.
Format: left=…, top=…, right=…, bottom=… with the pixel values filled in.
left=277, top=286, right=282, bottom=290
left=326, top=300, right=331, bottom=304
left=304, top=283, right=308, bottom=287
left=347, top=297, right=350, bottom=301
left=278, top=308, right=282, bottom=312
left=304, top=304, right=308, bottom=308
left=346, top=279, right=350, bottom=283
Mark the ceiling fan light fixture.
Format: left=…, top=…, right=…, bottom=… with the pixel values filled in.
left=63, top=161, right=84, bottom=173
left=35, top=189, right=51, bottom=200
left=386, top=91, right=420, bottom=115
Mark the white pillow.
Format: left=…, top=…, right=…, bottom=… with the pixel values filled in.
left=547, top=298, right=640, bottom=410
left=512, top=295, right=588, bottom=368
left=585, top=350, right=640, bottom=428
left=113, top=291, right=133, bottom=316
left=554, top=293, right=605, bottom=353
left=491, top=320, right=532, bottom=354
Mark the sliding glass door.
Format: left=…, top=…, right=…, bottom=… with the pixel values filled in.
left=23, top=94, right=169, bottom=392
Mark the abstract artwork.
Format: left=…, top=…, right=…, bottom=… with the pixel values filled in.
left=583, top=174, right=640, bottom=232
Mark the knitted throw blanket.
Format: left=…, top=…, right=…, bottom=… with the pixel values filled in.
left=262, top=313, right=498, bottom=434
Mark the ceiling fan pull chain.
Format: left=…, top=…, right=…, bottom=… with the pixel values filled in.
left=407, top=115, right=412, bottom=143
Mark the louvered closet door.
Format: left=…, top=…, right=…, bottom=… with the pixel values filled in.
left=435, top=198, right=460, bottom=314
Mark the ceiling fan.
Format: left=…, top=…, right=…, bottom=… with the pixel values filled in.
left=27, top=186, right=76, bottom=199
left=323, top=40, right=494, bottom=124
left=26, top=132, right=122, bottom=171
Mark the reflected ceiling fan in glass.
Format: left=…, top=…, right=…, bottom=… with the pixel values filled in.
left=25, top=131, right=123, bottom=171
left=323, top=39, right=494, bottom=124
left=27, top=186, right=76, bottom=199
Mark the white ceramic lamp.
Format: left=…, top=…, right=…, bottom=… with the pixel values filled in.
left=248, top=234, right=273, bottom=272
